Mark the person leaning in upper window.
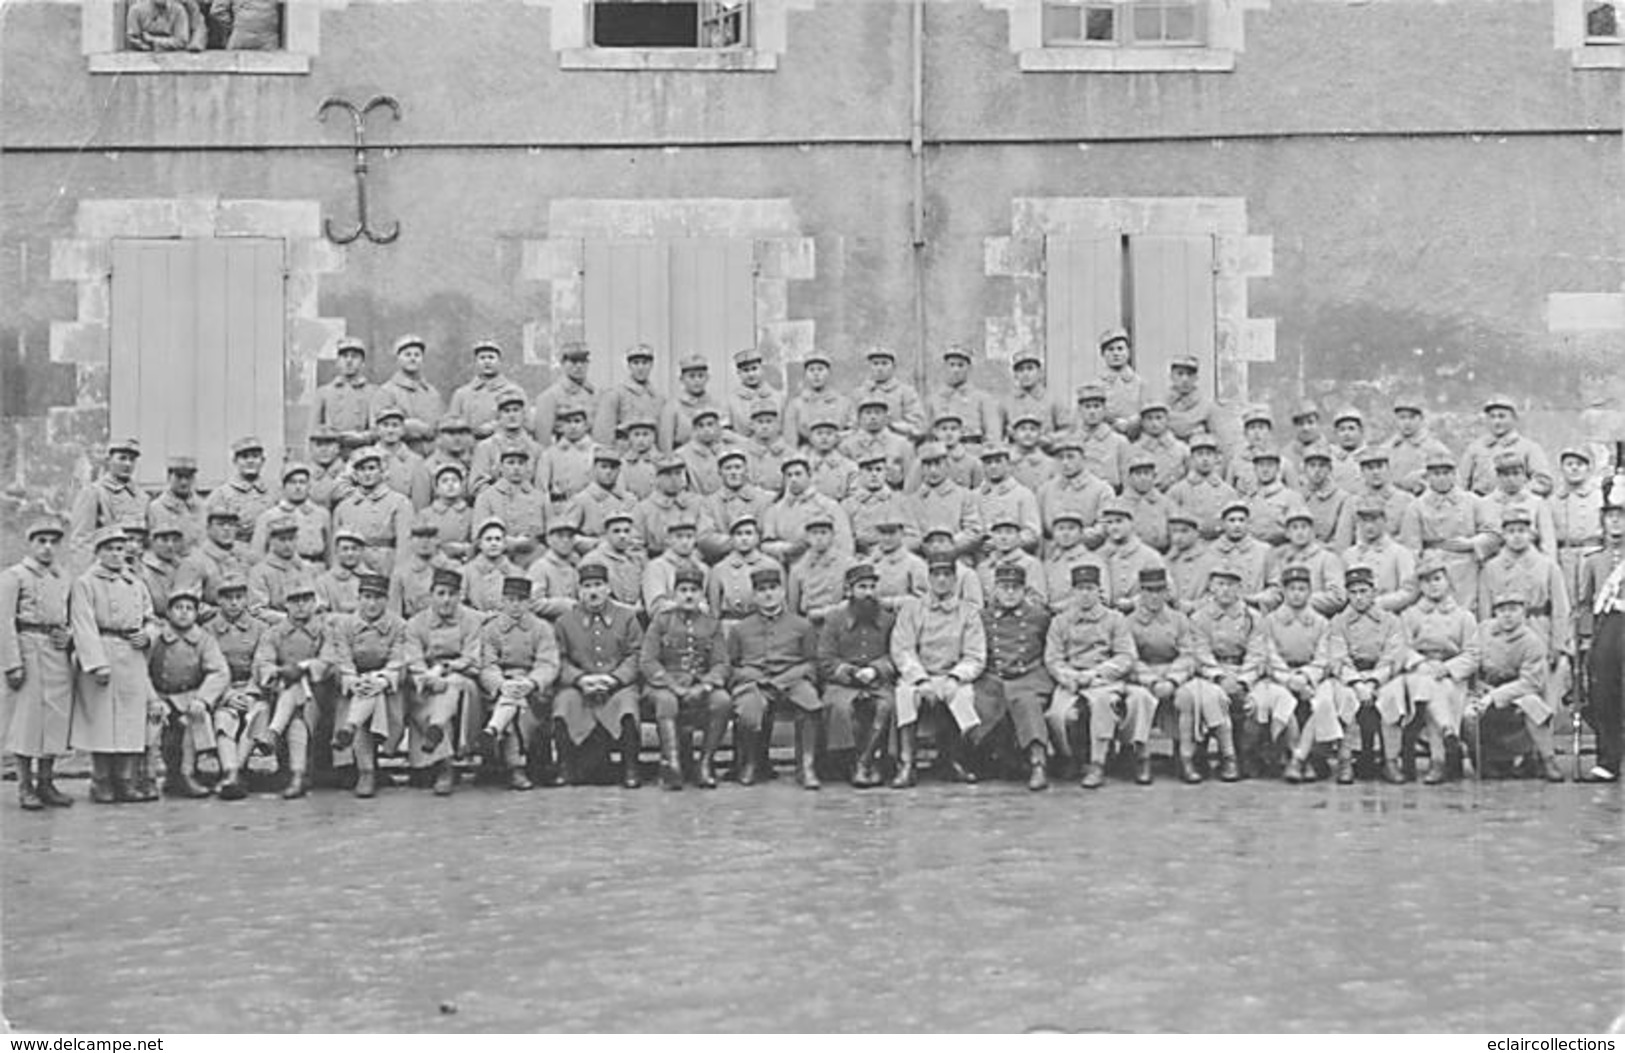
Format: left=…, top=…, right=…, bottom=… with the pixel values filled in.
left=208, top=0, right=281, bottom=49
left=127, top=0, right=191, bottom=51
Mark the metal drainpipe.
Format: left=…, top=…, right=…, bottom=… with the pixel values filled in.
left=910, top=0, right=927, bottom=392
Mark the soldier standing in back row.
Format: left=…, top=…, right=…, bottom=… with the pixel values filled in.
left=69, top=527, right=157, bottom=804
left=3, top=519, right=75, bottom=810
left=69, top=438, right=147, bottom=553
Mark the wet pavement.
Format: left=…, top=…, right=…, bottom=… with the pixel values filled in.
left=2, top=775, right=1622, bottom=1033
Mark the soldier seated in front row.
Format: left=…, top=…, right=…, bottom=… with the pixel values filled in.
left=146, top=585, right=229, bottom=799
left=891, top=556, right=987, bottom=787
left=552, top=562, right=644, bottom=788
left=474, top=576, right=560, bottom=792
left=640, top=567, right=733, bottom=789
left=726, top=567, right=821, bottom=788
left=251, top=580, right=331, bottom=799
left=1463, top=590, right=1566, bottom=782
left=327, top=572, right=406, bottom=799
left=973, top=563, right=1054, bottom=791
left=403, top=568, right=485, bottom=796
left=818, top=563, right=899, bottom=788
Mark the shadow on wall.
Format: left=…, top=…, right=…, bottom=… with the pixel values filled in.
left=1257, top=299, right=1588, bottom=450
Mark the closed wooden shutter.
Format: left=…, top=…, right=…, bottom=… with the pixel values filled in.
left=110, top=238, right=285, bottom=489
left=669, top=238, right=755, bottom=409
left=582, top=239, right=671, bottom=391
left=1044, top=234, right=1123, bottom=406
left=1129, top=234, right=1217, bottom=393
left=582, top=237, right=755, bottom=402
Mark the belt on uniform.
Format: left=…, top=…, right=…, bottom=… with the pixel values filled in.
left=1416, top=648, right=1455, bottom=660
left=97, top=625, right=137, bottom=636
left=1559, top=539, right=1601, bottom=549
left=14, top=621, right=66, bottom=634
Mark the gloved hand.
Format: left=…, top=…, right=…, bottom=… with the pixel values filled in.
left=4, top=667, right=24, bottom=690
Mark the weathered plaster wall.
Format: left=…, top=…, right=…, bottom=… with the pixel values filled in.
left=1, top=0, right=1620, bottom=540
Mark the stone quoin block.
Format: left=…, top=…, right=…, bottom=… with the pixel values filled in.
left=757, top=320, right=815, bottom=364
left=50, top=240, right=110, bottom=283
left=49, top=322, right=106, bottom=367
left=214, top=200, right=321, bottom=238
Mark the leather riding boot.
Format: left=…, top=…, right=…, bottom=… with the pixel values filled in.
left=35, top=758, right=72, bottom=808
left=1215, top=725, right=1240, bottom=782
left=945, top=724, right=978, bottom=784
left=758, top=710, right=777, bottom=780
left=1443, top=732, right=1465, bottom=780
left=620, top=722, right=643, bottom=789
left=851, top=716, right=886, bottom=789
left=282, top=768, right=308, bottom=799
left=176, top=737, right=211, bottom=798
left=1026, top=741, right=1049, bottom=791
left=124, top=755, right=159, bottom=802
left=90, top=754, right=117, bottom=804
left=657, top=717, right=684, bottom=791
left=217, top=765, right=248, bottom=800
left=16, top=759, right=41, bottom=811
left=1134, top=742, right=1153, bottom=785
left=697, top=710, right=728, bottom=789
left=736, top=725, right=760, bottom=786
left=1177, top=746, right=1203, bottom=784
left=1335, top=737, right=1354, bottom=784
left=553, top=721, right=576, bottom=786
left=130, top=751, right=159, bottom=802
left=354, top=733, right=378, bottom=798
left=501, top=732, right=533, bottom=791
left=889, top=724, right=917, bottom=788
left=1236, top=719, right=1262, bottom=779
left=431, top=760, right=455, bottom=796
left=795, top=712, right=821, bottom=790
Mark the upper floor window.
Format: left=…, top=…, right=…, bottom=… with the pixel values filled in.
left=86, top=0, right=313, bottom=74
left=999, top=0, right=1249, bottom=73
left=1042, top=1, right=1205, bottom=48
left=589, top=1, right=752, bottom=50
left=1555, top=0, right=1621, bottom=68
left=1585, top=0, right=1620, bottom=41
left=122, top=0, right=285, bottom=55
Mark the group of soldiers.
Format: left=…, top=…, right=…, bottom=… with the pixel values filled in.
left=4, top=327, right=1623, bottom=809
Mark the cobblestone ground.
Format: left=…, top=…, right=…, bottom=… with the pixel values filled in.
left=2, top=772, right=1621, bottom=1033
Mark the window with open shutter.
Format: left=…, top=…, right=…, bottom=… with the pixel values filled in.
left=582, top=236, right=756, bottom=402
left=109, top=238, right=286, bottom=489
left=1044, top=231, right=1216, bottom=401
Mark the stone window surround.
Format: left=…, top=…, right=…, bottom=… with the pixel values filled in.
left=47, top=198, right=348, bottom=479
left=1555, top=0, right=1624, bottom=68
left=520, top=198, right=815, bottom=370
left=538, top=0, right=811, bottom=72
left=81, top=0, right=344, bottom=75
left=984, top=196, right=1275, bottom=403
left=986, top=0, right=1268, bottom=74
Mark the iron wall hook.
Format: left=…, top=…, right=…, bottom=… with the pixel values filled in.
left=318, top=94, right=402, bottom=245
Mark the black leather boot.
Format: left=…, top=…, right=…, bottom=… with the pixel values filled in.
left=620, top=721, right=643, bottom=789
left=890, top=724, right=917, bottom=788
left=657, top=717, right=684, bottom=790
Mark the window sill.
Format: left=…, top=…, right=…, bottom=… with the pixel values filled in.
left=1018, top=46, right=1234, bottom=72
left=87, top=50, right=311, bottom=75
left=1571, top=43, right=1624, bottom=68
left=558, top=47, right=777, bottom=72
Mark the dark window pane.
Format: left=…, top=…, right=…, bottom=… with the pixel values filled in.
left=1586, top=0, right=1619, bottom=38
left=1084, top=5, right=1116, bottom=41
left=592, top=2, right=701, bottom=48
